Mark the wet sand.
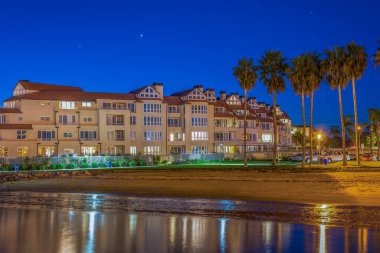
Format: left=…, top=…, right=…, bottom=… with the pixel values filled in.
left=2, top=170, right=380, bottom=206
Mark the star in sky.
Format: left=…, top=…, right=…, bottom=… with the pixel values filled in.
left=139, top=34, right=144, bottom=38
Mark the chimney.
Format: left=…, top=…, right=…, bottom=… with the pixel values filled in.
left=152, top=82, right=163, bottom=99
left=209, top=88, right=215, bottom=96
left=220, top=91, right=226, bottom=100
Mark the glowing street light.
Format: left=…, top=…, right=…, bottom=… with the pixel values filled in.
left=317, top=133, right=322, bottom=156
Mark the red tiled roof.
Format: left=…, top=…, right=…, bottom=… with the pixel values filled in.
left=19, top=81, right=83, bottom=92
left=129, top=85, right=149, bottom=94
left=171, top=88, right=193, bottom=97
left=163, top=96, right=183, bottom=105
left=0, top=124, right=33, bottom=129
left=214, top=112, right=234, bottom=118
left=0, top=108, right=22, bottom=113
left=4, top=91, right=136, bottom=102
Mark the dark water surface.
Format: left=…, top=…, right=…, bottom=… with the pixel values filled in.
left=0, top=192, right=379, bottom=253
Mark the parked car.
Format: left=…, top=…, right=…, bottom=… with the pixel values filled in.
left=288, top=153, right=303, bottom=162
left=360, top=154, right=377, bottom=161
left=320, top=151, right=351, bottom=163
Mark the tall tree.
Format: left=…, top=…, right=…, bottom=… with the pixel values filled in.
left=258, top=50, right=289, bottom=166
left=374, top=110, right=380, bottom=160
left=305, top=51, right=324, bottom=166
left=346, top=42, right=368, bottom=165
left=288, top=54, right=308, bottom=168
left=344, top=114, right=355, bottom=146
left=233, top=57, right=258, bottom=169
left=375, top=41, right=380, bottom=67
left=368, top=108, right=377, bottom=154
left=322, top=46, right=350, bottom=166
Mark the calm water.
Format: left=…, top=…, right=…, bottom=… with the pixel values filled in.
left=0, top=192, right=379, bottom=253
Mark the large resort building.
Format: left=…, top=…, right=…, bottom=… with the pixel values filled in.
left=0, top=80, right=292, bottom=158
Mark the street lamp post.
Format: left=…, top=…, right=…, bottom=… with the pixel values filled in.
left=219, top=144, right=224, bottom=165
left=317, top=133, right=322, bottom=158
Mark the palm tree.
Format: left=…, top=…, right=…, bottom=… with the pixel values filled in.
left=346, top=42, right=367, bottom=165
left=258, top=50, right=289, bottom=166
left=288, top=54, right=308, bottom=168
left=344, top=114, right=355, bottom=145
left=233, top=57, right=258, bottom=169
left=322, top=46, right=350, bottom=166
left=375, top=41, right=380, bottom=67
left=374, top=109, right=380, bottom=160
left=305, top=51, right=324, bottom=166
left=368, top=108, right=377, bottom=154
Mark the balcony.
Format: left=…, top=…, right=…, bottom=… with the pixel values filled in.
left=106, top=122, right=125, bottom=126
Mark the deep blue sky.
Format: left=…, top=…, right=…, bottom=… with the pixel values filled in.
left=0, top=0, right=379, bottom=126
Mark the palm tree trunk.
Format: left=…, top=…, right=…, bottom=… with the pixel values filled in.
left=370, top=117, right=373, bottom=155
left=352, top=78, right=360, bottom=166
left=309, top=91, right=314, bottom=167
left=338, top=85, right=347, bottom=166
left=272, top=93, right=278, bottom=166
left=243, top=89, right=248, bottom=169
left=301, top=90, right=306, bottom=168
left=377, top=122, right=380, bottom=161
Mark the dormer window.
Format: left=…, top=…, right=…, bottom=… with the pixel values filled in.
left=138, top=86, right=159, bottom=99
left=226, top=95, right=241, bottom=105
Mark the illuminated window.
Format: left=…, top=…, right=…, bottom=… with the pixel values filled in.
left=0, top=147, right=9, bottom=157
left=17, top=147, right=28, bottom=157
left=130, top=146, right=137, bottom=154
left=60, top=101, right=75, bottom=109
left=82, top=102, right=92, bottom=107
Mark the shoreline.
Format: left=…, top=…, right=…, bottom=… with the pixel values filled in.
left=2, top=170, right=380, bottom=207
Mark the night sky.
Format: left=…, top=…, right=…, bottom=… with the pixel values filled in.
left=0, top=0, right=379, bottom=127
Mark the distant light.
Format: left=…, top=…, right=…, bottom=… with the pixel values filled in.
left=140, top=34, right=144, bottom=38
left=320, top=204, right=328, bottom=209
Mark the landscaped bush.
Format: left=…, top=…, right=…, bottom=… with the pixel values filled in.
left=98, top=161, right=107, bottom=168
left=80, top=162, right=89, bottom=168
left=128, top=160, right=136, bottom=167
left=91, top=162, right=98, bottom=168
left=223, top=157, right=232, bottom=162
left=66, top=163, right=77, bottom=169
left=172, top=160, right=191, bottom=165
left=161, top=160, right=168, bottom=165
left=56, top=163, right=65, bottom=170
left=1, top=164, right=12, bottom=171
left=153, top=155, right=161, bottom=165
left=137, top=159, right=146, bottom=166
left=49, top=164, right=57, bottom=170
left=20, top=163, right=27, bottom=171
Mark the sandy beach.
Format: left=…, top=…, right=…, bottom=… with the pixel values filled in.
left=1, top=169, right=380, bottom=206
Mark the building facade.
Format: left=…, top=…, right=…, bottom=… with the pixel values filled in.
left=0, top=81, right=292, bottom=157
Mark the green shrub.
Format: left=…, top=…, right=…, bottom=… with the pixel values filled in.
left=128, top=160, right=136, bottom=167
left=137, top=159, right=146, bottom=166
left=98, top=161, right=107, bottom=168
left=153, top=155, right=161, bottom=165
left=91, top=162, right=98, bottom=168
left=37, top=163, right=46, bottom=170
left=80, top=163, right=89, bottom=168
left=223, top=157, right=232, bottom=162
left=20, top=163, right=27, bottom=171
left=66, top=163, right=76, bottom=169
left=1, top=164, right=12, bottom=171
left=161, top=160, right=168, bottom=165
left=49, top=164, right=57, bottom=170
left=56, top=163, right=65, bottom=170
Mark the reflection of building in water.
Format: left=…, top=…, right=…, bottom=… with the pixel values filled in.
left=319, top=224, right=327, bottom=253
left=358, top=228, right=368, bottom=253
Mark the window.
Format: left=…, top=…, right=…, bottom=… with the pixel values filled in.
left=130, top=146, right=137, bottom=155
left=262, top=134, right=273, bottom=142
left=143, top=103, right=161, bottom=113
left=144, top=146, right=161, bottom=155
left=0, top=115, right=6, bottom=124
left=226, top=95, right=241, bottom=105
left=191, top=105, right=207, bottom=114
left=138, top=86, right=159, bottom=98
left=144, top=116, right=162, bottom=126
left=191, top=131, right=208, bottom=141
left=214, top=132, right=234, bottom=141
left=106, top=115, right=124, bottom=125
left=18, top=116, right=23, bottom=121
left=82, top=102, right=92, bottom=107
left=59, top=115, right=75, bottom=125
left=127, top=103, right=136, bottom=112
left=191, top=117, right=208, bottom=127
left=169, top=132, right=185, bottom=142
left=17, top=130, right=27, bottom=140
left=115, top=130, right=125, bottom=141
left=81, top=146, right=97, bottom=156
left=107, top=131, right=114, bottom=140
left=191, top=145, right=208, bottom=154
left=60, top=101, right=75, bottom=109
left=40, top=100, right=50, bottom=106
left=144, top=131, right=162, bottom=141
left=130, top=116, right=136, bottom=125
left=80, top=131, right=97, bottom=140
left=63, top=132, right=73, bottom=138
left=130, top=131, right=136, bottom=140
left=40, top=116, right=50, bottom=121
left=169, top=146, right=185, bottom=154
left=167, top=118, right=181, bottom=127
left=38, top=130, right=56, bottom=141
left=17, top=147, right=28, bottom=157
left=0, top=147, right=8, bottom=157
left=83, top=117, right=93, bottom=123
left=168, top=106, right=180, bottom=113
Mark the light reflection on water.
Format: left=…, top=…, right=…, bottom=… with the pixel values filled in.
left=0, top=206, right=379, bottom=253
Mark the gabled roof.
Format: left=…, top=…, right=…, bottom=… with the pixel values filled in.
left=18, top=80, right=83, bottom=92
left=0, top=124, right=33, bottom=129
left=129, top=85, right=150, bottom=94
left=0, top=108, right=22, bottom=114
left=163, top=96, right=183, bottom=105
left=171, top=88, right=193, bottom=97
left=4, top=91, right=136, bottom=102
